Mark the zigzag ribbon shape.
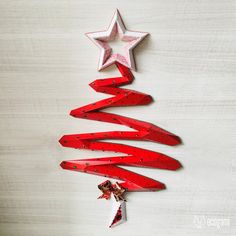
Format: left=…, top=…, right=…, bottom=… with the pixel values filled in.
left=59, top=62, right=182, bottom=192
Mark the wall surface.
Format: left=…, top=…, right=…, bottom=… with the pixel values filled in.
left=0, top=0, right=236, bottom=236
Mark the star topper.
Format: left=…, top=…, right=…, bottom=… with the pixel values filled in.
left=86, top=9, right=149, bottom=71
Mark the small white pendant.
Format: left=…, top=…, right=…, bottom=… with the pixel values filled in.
left=109, top=193, right=127, bottom=228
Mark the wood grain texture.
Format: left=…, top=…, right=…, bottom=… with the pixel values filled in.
left=0, top=0, right=235, bottom=235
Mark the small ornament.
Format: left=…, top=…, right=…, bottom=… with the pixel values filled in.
left=109, top=194, right=126, bottom=228
left=98, top=180, right=126, bottom=202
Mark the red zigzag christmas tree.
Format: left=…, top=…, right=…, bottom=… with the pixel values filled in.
left=59, top=10, right=182, bottom=228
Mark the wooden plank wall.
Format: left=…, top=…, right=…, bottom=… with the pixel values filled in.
left=0, top=1, right=235, bottom=235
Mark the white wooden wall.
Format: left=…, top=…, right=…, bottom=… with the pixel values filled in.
left=0, top=0, right=235, bottom=235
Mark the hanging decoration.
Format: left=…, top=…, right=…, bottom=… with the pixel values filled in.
left=59, top=9, right=182, bottom=228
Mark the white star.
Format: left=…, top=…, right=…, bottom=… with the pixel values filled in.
left=86, top=9, right=149, bottom=71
